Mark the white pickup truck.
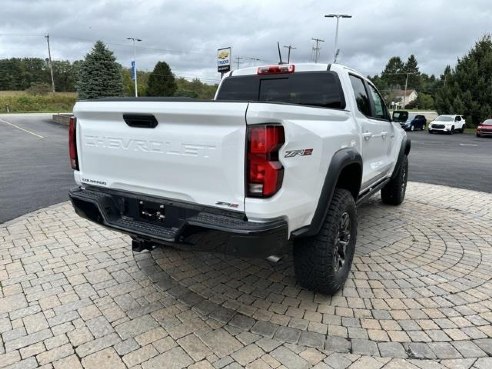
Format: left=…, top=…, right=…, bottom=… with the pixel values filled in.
left=69, top=63, right=410, bottom=294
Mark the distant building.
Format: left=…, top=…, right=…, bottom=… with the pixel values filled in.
left=394, top=89, right=418, bottom=107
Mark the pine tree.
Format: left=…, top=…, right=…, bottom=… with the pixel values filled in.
left=435, top=35, right=492, bottom=125
left=403, top=54, right=421, bottom=90
left=381, top=57, right=405, bottom=88
left=77, top=41, right=123, bottom=99
left=146, top=61, right=177, bottom=96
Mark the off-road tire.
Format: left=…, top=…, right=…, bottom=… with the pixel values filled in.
left=294, top=189, right=357, bottom=295
left=381, top=155, right=408, bottom=205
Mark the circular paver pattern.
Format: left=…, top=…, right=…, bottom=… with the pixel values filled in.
left=140, top=183, right=492, bottom=352
left=1, top=182, right=491, bottom=369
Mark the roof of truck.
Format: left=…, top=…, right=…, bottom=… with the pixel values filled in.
left=228, top=63, right=330, bottom=76
left=224, top=63, right=365, bottom=80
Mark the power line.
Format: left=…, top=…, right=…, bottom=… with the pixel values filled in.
left=0, top=33, right=45, bottom=37
left=234, top=56, right=263, bottom=69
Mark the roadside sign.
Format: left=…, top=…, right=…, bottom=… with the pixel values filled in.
left=217, top=47, right=231, bottom=73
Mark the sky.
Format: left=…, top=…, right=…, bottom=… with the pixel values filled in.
left=1, top=0, right=491, bottom=84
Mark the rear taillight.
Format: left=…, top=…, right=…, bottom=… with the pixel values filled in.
left=69, top=116, right=78, bottom=170
left=247, top=125, right=284, bottom=197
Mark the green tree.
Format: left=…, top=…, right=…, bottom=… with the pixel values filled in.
left=52, top=60, right=81, bottom=92
left=0, top=58, right=49, bottom=90
left=435, top=35, right=492, bottom=125
left=407, top=92, right=434, bottom=109
left=146, top=61, right=177, bottom=96
left=175, top=77, right=218, bottom=99
left=122, top=69, right=150, bottom=96
left=77, top=41, right=123, bottom=99
left=403, top=54, right=421, bottom=90
left=381, top=57, right=405, bottom=88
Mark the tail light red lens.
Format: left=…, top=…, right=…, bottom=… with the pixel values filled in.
left=257, top=65, right=295, bottom=75
left=247, top=125, right=284, bottom=197
left=69, top=116, right=78, bottom=170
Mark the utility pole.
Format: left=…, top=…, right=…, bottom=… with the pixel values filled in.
left=386, top=72, right=417, bottom=109
left=235, top=56, right=244, bottom=69
left=45, top=34, right=55, bottom=93
left=127, top=37, right=142, bottom=97
left=283, top=45, right=296, bottom=63
left=311, top=38, right=324, bottom=63
left=403, top=72, right=417, bottom=109
left=324, top=14, right=352, bottom=63
left=235, top=56, right=261, bottom=70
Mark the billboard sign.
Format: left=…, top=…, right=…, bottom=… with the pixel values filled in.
left=217, top=47, right=231, bottom=73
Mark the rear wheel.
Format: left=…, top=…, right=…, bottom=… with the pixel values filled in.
left=381, top=155, right=408, bottom=205
left=461, top=125, right=465, bottom=133
left=410, top=125, right=415, bottom=131
left=294, top=189, right=357, bottom=295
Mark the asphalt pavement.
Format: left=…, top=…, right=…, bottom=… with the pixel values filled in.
left=0, top=115, right=490, bottom=224
left=0, top=114, right=75, bottom=223
left=407, top=129, right=491, bottom=192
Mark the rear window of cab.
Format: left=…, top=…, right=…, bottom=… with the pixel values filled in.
left=216, top=71, right=346, bottom=110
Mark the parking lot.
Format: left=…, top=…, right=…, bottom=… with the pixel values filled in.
left=1, top=115, right=491, bottom=369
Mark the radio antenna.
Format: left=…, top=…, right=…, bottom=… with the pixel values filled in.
left=277, top=42, right=285, bottom=64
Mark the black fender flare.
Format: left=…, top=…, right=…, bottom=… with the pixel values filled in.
left=292, top=148, right=362, bottom=238
left=392, top=136, right=411, bottom=179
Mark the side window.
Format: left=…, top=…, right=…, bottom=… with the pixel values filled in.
left=367, top=84, right=389, bottom=120
left=455, top=116, right=461, bottom=121
left=349, top=75, right=371, bottom=116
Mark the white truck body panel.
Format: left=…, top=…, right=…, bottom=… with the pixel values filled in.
left=73, top=101, right=249, bottom=211
left=331, top=64, right=400, bottom=188
left=72, top=63, right=406, bottom=238
left=244, top=103, right=356, bottom=233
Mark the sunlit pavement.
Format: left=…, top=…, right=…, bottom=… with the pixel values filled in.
left=0, top=182, right=491, bottom=368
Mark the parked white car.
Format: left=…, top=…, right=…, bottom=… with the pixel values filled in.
left=428, top=115, right=466, bottom=134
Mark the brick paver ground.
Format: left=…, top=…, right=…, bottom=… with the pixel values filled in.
left=0, top=182, right=491, bottom=368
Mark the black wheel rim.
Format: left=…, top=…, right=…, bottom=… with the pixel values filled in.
left=334, top=212, right=351, bottom=272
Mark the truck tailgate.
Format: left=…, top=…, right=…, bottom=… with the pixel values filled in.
left=74, top=100, right=248, bottom=211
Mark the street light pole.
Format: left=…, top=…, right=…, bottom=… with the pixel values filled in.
left=324, top=14, right=352, bottom=63
left=127, top=37, right=142, bottom=97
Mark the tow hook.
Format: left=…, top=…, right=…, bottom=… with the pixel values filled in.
left=131, top=237, right=156, bottom=252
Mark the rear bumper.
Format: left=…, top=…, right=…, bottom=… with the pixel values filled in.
left=477, top=130, right=492, bottom=136
left=69, top=187, right=289, bottom=257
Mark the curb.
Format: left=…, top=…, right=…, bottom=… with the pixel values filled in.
left=52, top=113, right=72, bottom=126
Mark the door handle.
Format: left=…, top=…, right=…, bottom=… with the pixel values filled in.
left=123, top=114, right=158, bottom=128
left=363, top=132, right=372, bottom=141
left=381, top=131, right=388, bottom=139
